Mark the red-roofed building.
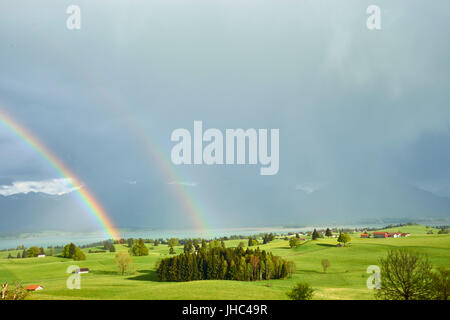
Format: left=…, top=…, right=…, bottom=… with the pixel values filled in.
left=388, top=233, right=401, bottom=238
left=401, top=233, right=410, bottom=237
left=373, top=232, right=388, bottom=238
left=25, top=285, right=43, bottom=291
left=360, top=233, right=370, bottom=238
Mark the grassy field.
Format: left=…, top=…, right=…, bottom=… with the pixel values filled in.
left=0, top=225, right=448, bottom=300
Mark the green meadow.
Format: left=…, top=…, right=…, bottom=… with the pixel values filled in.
left=0, top=225, right=448, bottom=300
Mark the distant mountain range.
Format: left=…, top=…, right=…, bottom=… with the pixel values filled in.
left=0, top=180, right=449, bottom=233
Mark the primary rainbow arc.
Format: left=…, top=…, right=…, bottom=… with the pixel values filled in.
left=0, top=105, right=120, bottom=240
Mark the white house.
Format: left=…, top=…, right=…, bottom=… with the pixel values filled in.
left=76, top=268, right=89, bottom=274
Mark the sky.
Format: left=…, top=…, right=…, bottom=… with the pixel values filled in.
left=0, top=0, right=449, bottom=233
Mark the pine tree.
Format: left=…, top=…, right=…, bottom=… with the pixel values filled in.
left=68, top=243, right=77, bottom=258
left=312, top=229, right=320, bottom=240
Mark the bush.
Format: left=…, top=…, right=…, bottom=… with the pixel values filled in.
left=337, top=233, right=351, bottom=246
left=26, top=246, right=40, bottom=258
left=321, top=259, right=331, bottom=273
left=131, top=239, right=149, bottom=256
left=73, top=248, right=86, bottom=261
left=289, top=238, right=301, bottom=248
left=286, top=282, right=314, bottom=300
left=1, top=283, right=28, bottom=300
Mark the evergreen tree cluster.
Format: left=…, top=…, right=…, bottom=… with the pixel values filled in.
left=262, top=233, right=275, bottom=244
left=157, top=246, right=295, bottom=282
left=62, top=243, right=86, bottom=260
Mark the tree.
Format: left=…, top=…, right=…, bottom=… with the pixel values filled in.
left=376, top=249, right=434, bottom=300
left=321, top=259, right=331, bottom=273
left=131, top=239, right=149, bottom=256
left=430, top=267, right=450, bottom=300
left=1, top=283, right=28, bottom=300
left=286, top=282, right=314, bottom=300
left=7, top=253, right=12, bottom=259
left=263, top=233, right=275, bottom=244
left=109, top=244, right=116, bottom=253
left=127, top=238, right=134, bottom=248
left=62, top=243, right=83, bottom=259
left=337, top=233, right=351, bottom=246
left=167, top=238, right=179, bottom=248
left=16, top=252, right=21, bottom=259
left=312, top=229, right=320, bottom=240
left=184, top=240, right=194, bottom=253
left=26, top=246, right=40, bottom=258
left=68, top=243, right=77, bottom=258
left=72, top=248, right=86, bottom=261
left=157, top=246, right=292, bottom=282
left=325, top=228, right=332, bottom=237
left=103, top=240, right=112, bottom=251
left=289, top=238, right=301, bottom=248
left=21, top=249, right=27, bottom=258
left=115, top=251, right=132, bottom=275
left=62, top=244, right=70, bottom=258
left=169, top=246, right=175, bottom=254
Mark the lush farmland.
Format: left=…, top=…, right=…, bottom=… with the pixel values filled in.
left=0, top=225, right=448, bottom=300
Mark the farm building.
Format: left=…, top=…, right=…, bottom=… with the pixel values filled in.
left=401, top=233, right=410, bottom=237
left=25, top=285, right=43, bottom=291
left=388, top=233, right=401, bottom=238
left=37, top=254, right=45, bottom=258
left=373, top=232, right=388, bottom=238
left=76, top=268, right=89, bottom=274
left=360, top=233, right=370, bottom=238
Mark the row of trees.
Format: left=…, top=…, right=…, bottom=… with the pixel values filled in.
left=7, top=247, right=55, bottom=259
left=103, top=241, right=116, bottom=252
left=157, top=246, right=295, bottom=282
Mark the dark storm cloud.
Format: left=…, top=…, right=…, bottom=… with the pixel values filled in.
left=0, top=0, right=449, bottom=231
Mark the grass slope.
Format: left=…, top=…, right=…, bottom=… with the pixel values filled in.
left=0, top=225, right=448, bottom=300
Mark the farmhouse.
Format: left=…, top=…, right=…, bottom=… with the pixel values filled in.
left=76, top=268, right=89, bottom=274
left=37, top=254, right=45, bottom=258
left=401, top=233, right=410, bottom=237
left=25, top=285, right=43, bottom=291
left=360, top=233, right=370, bottom=238
left=373, top=232, right=388, bottom=238
left=388, top=233, right=401, bottom=238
